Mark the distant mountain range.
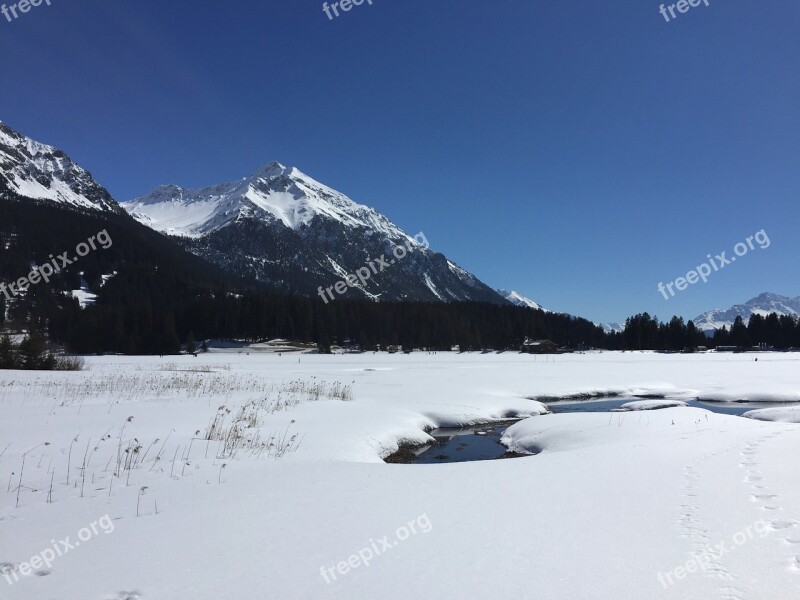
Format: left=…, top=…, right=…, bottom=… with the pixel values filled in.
left=692, top=292, right=800, bottom=333
left=497, top=293, right=626, bottom=334
left=2, top=119, right=618, bottom=355
left=9, top=119, right=792, bottom=342
left=1, top=121, right=507, bottom=305
left=597, top=293, right=800, bottom=335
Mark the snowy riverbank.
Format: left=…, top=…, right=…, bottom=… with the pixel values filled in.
left=1, top=351, right=799, bottom=599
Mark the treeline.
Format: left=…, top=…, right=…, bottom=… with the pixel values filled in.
left=3, top=196, right=799, bottom=356
left=5, top=243, right=800, bottom=354
left=711, top=313, right=800, bottom=349
left=5, top=277, right=800, bottom=355
left=43, top=293, right=609, bottom=355
left=0, top=197, right=610, bottom=354
left=621, top=312, right=800, bottom=351
left=0, top=196, right=244, bottom=329
left=0, top=330, right=83, bottom=370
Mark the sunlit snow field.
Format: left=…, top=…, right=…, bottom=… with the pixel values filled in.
left=1, top=351, right=799, bottom=600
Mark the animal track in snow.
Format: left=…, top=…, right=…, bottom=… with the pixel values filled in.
left=769, top=520, right=799, bottom=531
left=784, top=536, right=800, bottom=545
left=107, top=592, right=143, bottom=600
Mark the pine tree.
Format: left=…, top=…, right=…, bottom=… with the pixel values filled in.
left=0, top=332, right=16, bottom=369
left=686, top=320, right=698, bottom=351
left=731, top=316, right=750, bottom=348
left=160, top=314, right=181, bottom=355
left=18, top=328, right=46, bottom=370
left=186, top=330, right=197, bottom=354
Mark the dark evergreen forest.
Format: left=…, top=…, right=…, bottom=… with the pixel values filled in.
left=2, top=198, right=799, bottom=356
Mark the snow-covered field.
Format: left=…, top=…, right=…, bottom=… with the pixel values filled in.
left=1, top=351, right=799, bottom=599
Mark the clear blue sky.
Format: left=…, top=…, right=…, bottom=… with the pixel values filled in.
left=1, top=0, right=798, bottom=324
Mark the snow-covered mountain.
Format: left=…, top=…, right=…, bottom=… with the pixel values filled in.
left=496, top=289, right=546, bottom=311
left=693, top=293, right=800, bottom=332
left=600, top=322, right=624, bottom=334
left=123, top=163, right=506, bottom=303
left=0, top=122, right=121, bottom=213
left=123, top=162, right=406, bottom=240
left=0, top=121, right=506, bottom=305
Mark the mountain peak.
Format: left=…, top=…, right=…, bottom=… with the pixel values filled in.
left=124, top=162, right=387, bottom=237
left=252, top=161, right=293, bottom=180
left=749, top=292, right=789, bottom=304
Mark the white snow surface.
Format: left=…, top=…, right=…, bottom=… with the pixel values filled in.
left=68, top=273, right=104, bottom=308
left=68, top=288, right=97, bottom=308
left=618, top=399, right=689, bottom=410
left=698, top=390, right=800, bottom=404
left=744, top=406, right=800, bottom=423
left=1, top=351, right=800, bottom=599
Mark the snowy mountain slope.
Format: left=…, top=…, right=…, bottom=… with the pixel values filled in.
left=0, top=122, right=122, bottom=213
left=496, top=289, right=546, bottom=311
left=122, top=163, right=406, bottom=240
left=600, top=322, right=624, bottom=334
left=123, top=163, right=506, bottom=303
left=693, top=292, right=800, bottom=332
left=496, top=291, right=624, bottom=335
